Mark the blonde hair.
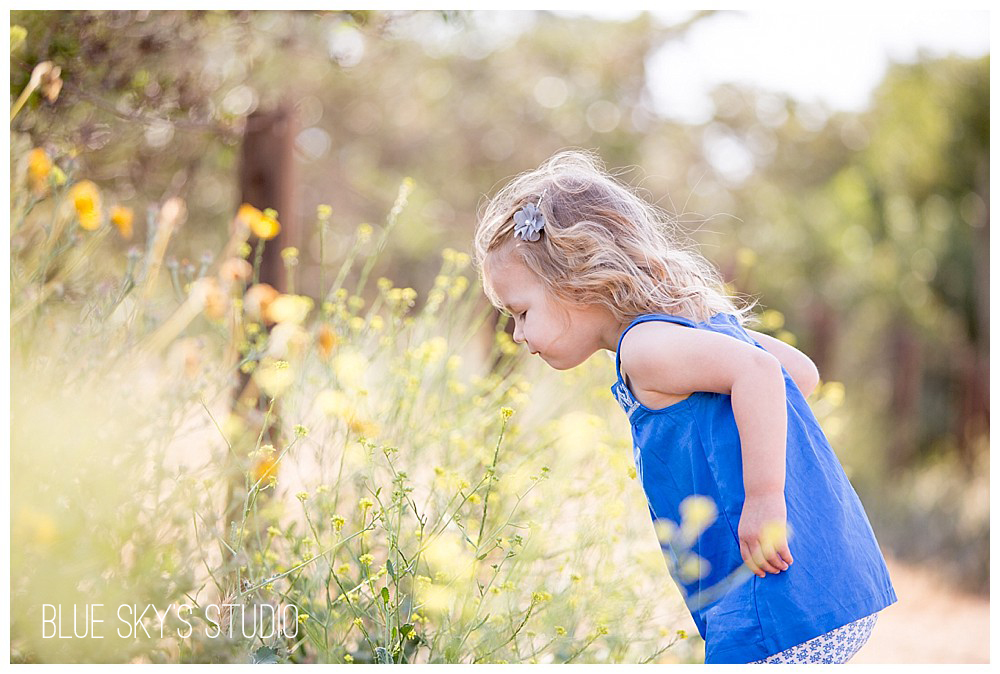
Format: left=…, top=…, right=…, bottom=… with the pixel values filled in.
left=474, top=149, right=753, bottom=326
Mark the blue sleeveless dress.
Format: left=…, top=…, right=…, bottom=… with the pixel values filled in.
left=611, top=313, right=897, bottom=664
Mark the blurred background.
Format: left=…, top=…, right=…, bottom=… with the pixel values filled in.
left=10, top=9, right=989, bottom=663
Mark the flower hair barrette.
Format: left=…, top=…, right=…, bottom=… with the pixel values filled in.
left=513, top=192, right=547, bottom=242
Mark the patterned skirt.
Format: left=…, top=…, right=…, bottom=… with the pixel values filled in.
left=749, top=613, right=879, bottom=664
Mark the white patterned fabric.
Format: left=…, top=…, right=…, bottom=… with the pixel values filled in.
left=749, top=613, right=879, bottom=664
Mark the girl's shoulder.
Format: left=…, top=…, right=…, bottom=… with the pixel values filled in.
left=619, top=313, right=762, bottom=400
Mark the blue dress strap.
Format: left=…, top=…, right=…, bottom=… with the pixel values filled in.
left=615, top=313, right=698, bottom=384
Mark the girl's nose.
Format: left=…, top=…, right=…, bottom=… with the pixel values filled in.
left=512, top=321, right=525, bottom=344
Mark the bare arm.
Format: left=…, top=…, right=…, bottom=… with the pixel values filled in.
left=620, top=322, right=794, bottom=578
left=744, top=329, right=820, bottom=398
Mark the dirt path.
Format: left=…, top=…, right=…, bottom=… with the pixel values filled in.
left=849, top=553, right=989, bottom=664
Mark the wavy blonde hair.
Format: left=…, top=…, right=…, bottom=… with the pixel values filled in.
left=474, top=149, right=752, bottom=326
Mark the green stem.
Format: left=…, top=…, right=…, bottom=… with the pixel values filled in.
left=252, top=238, right=265, bottom=286
left=476, top=417, right=509, bottom=549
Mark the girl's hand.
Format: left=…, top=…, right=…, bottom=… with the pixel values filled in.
left=738, top=490, right=793, bottom=579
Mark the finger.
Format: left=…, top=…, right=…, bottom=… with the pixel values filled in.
left=758, top=538, right=787, bottom=572
left=760, top=540, right=788, bottom=572
left=740, top=540, right=762, bottom=577
left=749, top=541, right=780, bottom=575
left=765, top=550, right=788, bottom=572
left=777, top=542, right=794, bottom=567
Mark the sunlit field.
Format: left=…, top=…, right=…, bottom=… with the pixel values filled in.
left=10, top=11, right=988, bottom=664
left=12, top=140, right=759, bottom=662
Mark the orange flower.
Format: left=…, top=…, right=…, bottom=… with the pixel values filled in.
left=235, top=203, right=263, bottom=231
left=110, top=205, right=134, bottom=239
left=254, top=210, right=281, bottom=240
left=235, top=203, right=281, bottom=240
left=317, top=324, right=339, bottom=360
left=252, top=454, right=280, bottom=485
left=68, top=180, right=101, bottom=230
left=28, top=148, right=52, bottom=196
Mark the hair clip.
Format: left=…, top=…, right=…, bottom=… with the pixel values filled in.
left=513, top=193, right=546, bottom=242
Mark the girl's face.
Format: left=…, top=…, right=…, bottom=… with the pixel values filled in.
left=485, top=254, right=622, bottom=370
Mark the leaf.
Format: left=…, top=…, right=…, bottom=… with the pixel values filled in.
left=251, top=646, right=279, bottom=664
left=399, top=623, right=414, bottom=640
left=381, top=586, right=390, bottom=605
left=386, top=558, right=396, bottom=580
left=375, top=646, right=391, bottom=664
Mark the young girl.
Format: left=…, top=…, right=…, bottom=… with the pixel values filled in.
left=473, top=150, right=897, bottom=664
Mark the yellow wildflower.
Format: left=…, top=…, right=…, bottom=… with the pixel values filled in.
left=252, top=454, right=280, bottom=486
left=254, top=359, right=295, bottom=399
left=776, top=329, right=797, bottom=346
left=110, top=205, right=134, bottom=239
left=823, top=381, right=846, bottom=407
left=359, top=553, right=374, bottom=566
left=449, top=276, right=469, bottom=298
left=737, top=248, right=757, bottom=268
left=333, top=350, right=368, bottom=389
left=244, top=283, right=279, bottom=323
left=678, top=553, right=711, bottom=582
left=679, top=495, right=717, bottom=540
left=68, top=180, right=101, bottom=230
left=653, top=518, right=677, bottom=544
left=11, top=25, right=26, bottom=52
left=235, top=203, right=263, bottom=236
left=28, top=148, right=52, bottom=196
left=265, top=293, right=313, bottom=325
left=254, top=209, right=281, bottom=240
left=759, top=309, right=785, bottom=332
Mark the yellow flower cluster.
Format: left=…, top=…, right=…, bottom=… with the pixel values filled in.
left=235, top=203, right=281, bottom=240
